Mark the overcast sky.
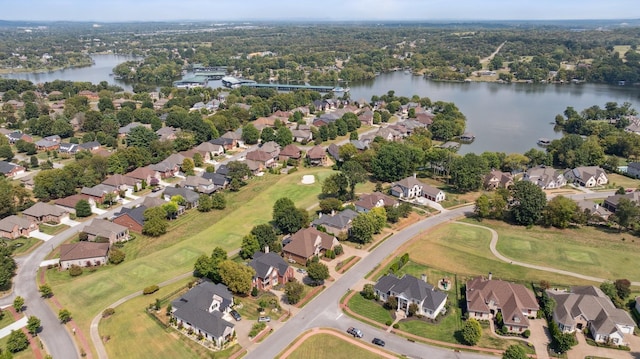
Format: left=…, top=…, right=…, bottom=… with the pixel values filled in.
left=3, top=0, right=640, bottom=22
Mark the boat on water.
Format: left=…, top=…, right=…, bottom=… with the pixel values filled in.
left=459, top=132, right=475, bottom=142
left=332, top=86, right=350, bottom=92
left=537, top=138, right=551, bottom=146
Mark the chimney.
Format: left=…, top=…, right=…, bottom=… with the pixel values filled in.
left=264, top=245, right=269, bottom=254
left=421, top=274, right=427, bottom=283
left=488, top=272, right=492, bottom=280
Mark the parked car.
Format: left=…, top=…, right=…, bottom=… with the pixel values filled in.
left=230, top=310, right=242, bottom=321
left=258, top=316, right=271, bottom=322
left=372, top=338, right=385, bottom=347
left=297, top=268, right=307, bottom=274
left=151, top=186, right=162, bottom=192
left=347, top=327, right=363, bottom=338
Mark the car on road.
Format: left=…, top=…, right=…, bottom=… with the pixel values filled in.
left=151, top=186, right=162, bottom=192
left=258, top=316, right=271, bottom=322
left=372, top=338, right=385, bottom=347
left=347, top=327, right=363, bottom=338
left=230, top=310, right=242, bottom=321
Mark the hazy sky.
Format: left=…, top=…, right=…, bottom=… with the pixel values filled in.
left=3, top=0, right=640, bottom=22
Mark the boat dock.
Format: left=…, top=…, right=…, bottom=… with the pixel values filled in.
left=221, top=76, right=348, bottom=93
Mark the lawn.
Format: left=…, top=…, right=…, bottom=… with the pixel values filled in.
left=234, top=291, right=281, bottom=321
left=284, top=333, right=387, bottom=359
left=402, top=222, right=599, bottom=287
left=479, top=219, right=640, bottom=281
left=347, top=293, right=393, bottom=325
left=5, top=237, right=42, bottom=255
left=47, top=167, right=334, bottom=357
left=607, top=173, right=640, bottom=190
left=0, top=332, right=44, bottom=359
left=100, top=277, right=243, bottom=359
left=38, top=223, right=69, bottom=235
left=397, top=310, right=461, bottom=343
left=0, top=311, right=16, bottom=330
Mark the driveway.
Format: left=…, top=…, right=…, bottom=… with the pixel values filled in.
left=528, top=319, right=550, bottom=359
left=60, top=217, right=81, bottom=227
left=568, top=331, right=633, bottom=359
left=29, top=230, right=53, bottom=241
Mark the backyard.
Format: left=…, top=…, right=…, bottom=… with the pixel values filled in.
left=47, top=167, right=335, bottom=357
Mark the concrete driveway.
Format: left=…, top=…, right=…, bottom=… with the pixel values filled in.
left=528, top=319, right=550, bottom=359
left=568, top=331, right=633, bottom=359
left=29, top=230, right=53, bottom=241
left=60, top=217, right=81, bottom=226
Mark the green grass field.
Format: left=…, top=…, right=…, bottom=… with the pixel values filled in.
left=48, top=167, right=334, bottom=357
left=607, top=173, right=640, bottom=190
left=347, top=293, right=393, bottom=325
left=0, top=332, right=43, bottom=359
left=38, top=223, right=69, bottom=235
left=5, top=237, right=42, bottom=256
left=284, top=333, right=387, bottom=359
left=480, top=219, right=640, bottom=281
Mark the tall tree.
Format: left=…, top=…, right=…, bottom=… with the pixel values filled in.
left=542, top=195, right=579, bottom=229
left=272, top=197, right=308, bottom=234
left=510, top=181, right=547, bottom=226
left=242, top=123, right=260, bottom=145
left=218, top=260, right=255, bottom=295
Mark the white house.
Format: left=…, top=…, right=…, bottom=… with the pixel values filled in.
left=390, top=175, right=423, bottom=199
left=564, top=166, right=608, bottom=188
left=523, top=165, right=567, bottom=189
left=422, top=184, right=446, bottom=203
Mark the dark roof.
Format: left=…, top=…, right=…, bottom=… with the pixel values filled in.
left=79, top=141, right=101, bottom=150
left=114, top=205, right=147, bottom=226
left=248, top=252, right=290, bottom=279
left=202, top=172, right=229, bottom=186
left=327, top=144, right=341, bottom=161
left=163, top=186, right=199, bottom=203
left=210, top=137, right=234, bottom=146
left=171, top=281, right=235, bottom=338
left=375, top=274, right=447, bottom=312
left=216, top=164, right=229, bottom=176
left=0, top=161, right=22, bottom=175
left=306, top=145, right=326, bottom=160
left=312, top=209, right=358, bottom=230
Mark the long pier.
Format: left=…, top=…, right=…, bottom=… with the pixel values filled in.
left=221, top=76, right=347, bottom=93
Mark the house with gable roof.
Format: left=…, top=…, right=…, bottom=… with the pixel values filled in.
left=311, top=209, right=358, bottom=236
left=355, top=192, right=399, bottom=213
left=83, top=218, right=129, bottom=244
left=22, top=202, right=69, bottom=224
left=564, top=166, right=608, bottom=188
left=306, top=145, right=327, bottom=166
left=171, top=281, right=236, bottom=348
left=390, top=175, right=423, bottom=199
left=278, top=144, right=302, bottom=162
left=0, top=161, right=25, bottom=178
left=483, top=170, right=514, bottom=190
left=547, top=286, right=635, bottom=345
left=248, top=250, right=294, bottom=290
left=59, top=242, right=110, bottom=269
left=423, top=184, right=446, bottom=203
left=0, top=215, right=38, bottom=240
left=374, top=274, right=448, bottom=319
left=465, top=275, right=539, bottom=333
left=282, top=227, right=339, bottom=265
left=523, top=165, right=567, bottom=189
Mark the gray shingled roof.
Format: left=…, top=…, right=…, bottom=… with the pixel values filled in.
left=375, top=274, right=447, bottom=312
left=248, top=252, right=290, bottom=279
left=171, top=281, right=235, bottom=338
left=312, top=209, right=358, bottom=230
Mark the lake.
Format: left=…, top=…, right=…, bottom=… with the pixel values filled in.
left=3, top=55, right=640, bottom=154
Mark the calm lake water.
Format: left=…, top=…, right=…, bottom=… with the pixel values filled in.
left=3, top=55, right=640, bottom=154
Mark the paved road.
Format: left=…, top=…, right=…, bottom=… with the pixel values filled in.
left=245, top=205, right=494, bottom=359
left=0, top=192, right=162, bottom=359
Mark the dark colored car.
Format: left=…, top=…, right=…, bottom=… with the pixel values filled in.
left=230, top=310, right=242, bottom=321
left=372, top=338, right=385, bottom=347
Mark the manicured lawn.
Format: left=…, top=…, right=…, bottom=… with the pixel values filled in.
left=607, top=173, right=640, bottom=190
left=0, top=333, right=42, bottom=359
left=285, top=333, right=386, bottom=359
left=38, top=223, right=69, bottom=235
left=479, top=219, right=640, bottom=281
left=0, top=311, right=16, bottom=329
left=5, top=237, right=42, bottom=255
left=48, top=167, right=334, bottom=356
left=234, top=292, right=281, bottom=321
left=403, top=222, right=598, bottom=287
left=101, top=277, right=243, bottom=359
left=347, top=293, right=393, bottom=325
left=397, top=309, right=461, bottom=343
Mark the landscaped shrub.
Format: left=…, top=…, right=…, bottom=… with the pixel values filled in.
left=102, top=308, right=115, bottom=318
left=78, top=232, right=88, bottom=241
left=385, top=320, right=392, bottom=326
left=249, top=322, right=266, bottom=338
left=69, top=265, right=83, bottom=277
left=109, top=248, right=125, bottom=264
left=333, top=245, right=343, bottom=255
left=251, top=286, right=259, bottom=297
left=523, top=329, right=531, bottom=338
left=143, top=285, right=159, bottom=295
left=392, top=323, right=399, bottom=329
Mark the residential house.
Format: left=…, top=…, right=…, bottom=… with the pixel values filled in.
left=83, top=218, right=129, bottom=244
left=248, top=250, right=294, bottom=290
left=22, top=202, right=69, bottom=224
left=327, top=144, right=341, bottom=162
left=126, top=166, right=160, bottom=186
left=292, top=128, right=312, bottom=143
left=201, top=172, right=229, bottom=191
left=350, top=140, right=368, bottom=151
left=163, top=187, right=199, bottom=209
left=260, top=141, right=281, bottom=159
left=311, top=209, right=359, bottom=236
left=306, top=145, right=327, bottom=166
left=245, top=159, right=264, bottom=175
left=54, top=194, right=95, bottom=213
left=7, top=132, right=32, bottom=144
left=195, top=141, right=224, bottom=158
left=523, top=165, right=567, bottom=189
left=113, top=206, right=148, bottom=233
left=221, top=130, right=243, bottom=148
left=78, top=90, right=99, bottom=101
left=465, top=275, right=539, bottom=334
left=355, top=192, right=399, bottom=213
left=18, top=172, right=35, bottom=190
left=171, top=281, right=236, bottom=348
left=253, top=117, right=276, bottom=131
left=564, top=166, right=608, bottom=188
left=278, top=144, right=302, bottom=162
left=602, top=191, right=640, bottom=213
left=627, top=162, right=640, bottom=179
left=423, top=184, right=446, bottom=203
left=210, top=137, right=235, bottom=151
left=246, top=150, right=276, bottom=168
left=102, top=174, right=141, bottom=194
left=547, top=286, right=635, bottom=345
left=358, top=110, right=374, bottom=126
left=119, top=122, right=150, bottom=137
left=35, top=139, right=60, bottom=151
left=312, top=113, right=340, bottom=127
left=150, top=160, right=180, bottom=179
left=0, top=215, right=38, bottom=240
left=181, top=176, right=216, bottom=194
left=58, top=142, right=79, bottom=155
left=81, top=184, right=119, bottom=204
left=156, top=126, right=178, bottom=141
left=78, top=141, right=102, bottom=153
left=391, top=175, right=424, bottom=199
left=576, top=200, right=612, bottom=222
left=282, top=227, right=339, bottom=265
left=374, top=274, right=447, bottom=319
left=59, top=242, right=110, bottom=269
left=483, top=170, right=514, bottom=190
left=0, top=161, right=25, bottom=178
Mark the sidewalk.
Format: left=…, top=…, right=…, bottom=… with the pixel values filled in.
left=0, top=316, right=27, bottom=338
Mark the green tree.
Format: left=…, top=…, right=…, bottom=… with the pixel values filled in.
left=275, top=126, right=293, bottom=147
left=450, top=153, right=489, bottom=192
left=181, top=158, right=195, bottom=176
left=614, top=278, right=631, bottom=300
left=251, top=224, right=280, bottom=252
left=474, top=194, right=491, bottom=219
left=321, top=173, right=349, bottom=200
left=218, top=260, right=255, bottom=295
left=370, top=207, right=387, bottom=233
left=26, top=316, right=41, bottom=336
left=350, top=213, right=376, bottom=243
left=75, top=199, right=92, bottom=218
left=273, top=197, right=308, bottom=234
left=0, top=145, right=14, bottom=161
left=511, top=181, right=547, bottom=226
left=319, top=198, right=343, bottom=214
left=307, top=262, right=329, bottom=283
left=126, top=126, right=157, bottom=148
left=198, top=194, right=213, bottom=212
left=12, top=296, right=24, bottom=312
left=98, top=97, right=115, bottom=112
left=192, top=152, right=204, bottom=167
left=142, top=206, right=168, bottom=237
left=240, top=234, right=261, bottom=259
left=58, top=309, right=72, bottom=323
left=611, top=198, right=639, bottom=231
left=460, top=318, right=482, bottom=346
left=242, top=124, right=260, bottom=145
left=0, top=245, right=17, bottom=290
left=109, top=248, right=126, bottom=264
left=502, top=345, right=527, bottom=359
left=371, top=142, right=420, bottom=182
left=29, top=155, right=38, bottom=168
left=6, top=330, right=28, bottom=353
left=361, top=284, right=376, bottom=300
left=39, top=284, right=53, bottom=298
left=284, top=279, right=305, bottom=304
left=260, top=127, right=276, bottom=143
left=542, top=195, right=579, bottom=229
left=341, top=160, right=368, bottom=199
left=211, top=193, right=226, bottom=210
